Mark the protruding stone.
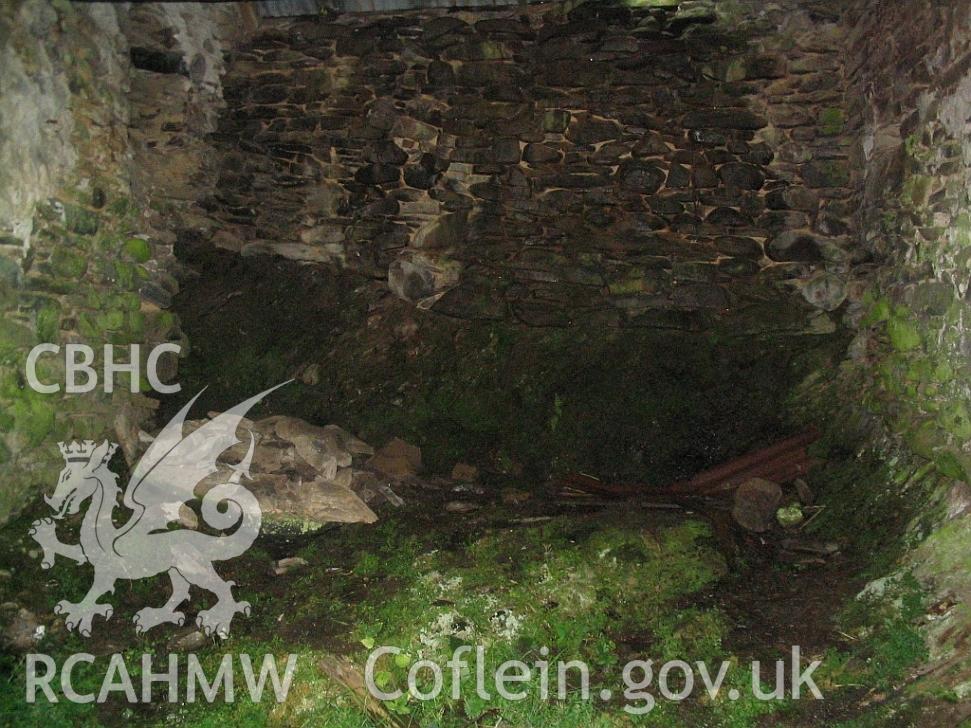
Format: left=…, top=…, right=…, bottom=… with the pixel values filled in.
left=718, top=163, right=764, bottom=190
left=616, top=161, right=665, bottom=193
left=523, top=143, right=562, bottom=164
left=566, top=115, right=622, bottom=145
left=501, top=487, right=531, bottom=505
left=272, top=557, right=308, bottom=576
left=369, top=438, right=422, bottom=479
left=367, top=140, right=408, bottom=166
left=766, top=230, right=826, bottom=262
left=801, top=271, right=847, bottom=311
left=412, top=211, right=468, bottom=249
left=542, top=109, right=571, bottom=133
left=666, top=163, right=691, bottom=188
left=765, top=187, right=818, bottom=212
left=388, top=251, right=461, bottom=308
left=168, top=629, right=207, bottom=652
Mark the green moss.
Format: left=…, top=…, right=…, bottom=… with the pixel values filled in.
left=151, top=310, right=178, bottom=339
left=937, top=400, right=971, bottom=439
left=49, top=247, right=88, bottom=278
left=62, top=204, right=99, bottom=235
left=930, top=359, right=954, bottom=383
left=863, top=296, right=892, bottom=325
left=953, top=213, right=971, bottom=247
left=77, top=312, right=101, bottom=341
left=343, top=512, right=736, bottom=725
left=96, top=310, right=125, bottom=331
left=819, top=574, right=928, bottom=697
left=904, top=419, right=940, bottom=459
left=113, top=260, right=140, bottom=290
left=127, top=310, right=144, bottom=336
left=35, top=303, right=61, bottom=342
left=123, top=236, right=152, bottom=263
left=475, top=41, right=505, bottom=60
left=818, top=107, right=844, bottom=136
left=913, top=517, right=971, bottom=592
left=933, top=451, right=967, bottom=480
left=12, top=396, right=56, bottom=446
left=903, top=133, right=921, bottom=159
left=0, top=319, right=35, bottom=360
left=887, top=314, right=922, bottom=352
left=776, top=503, right=804, bottom=527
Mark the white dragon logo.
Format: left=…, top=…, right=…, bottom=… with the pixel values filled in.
left=28, top=383, right=288, bottom=639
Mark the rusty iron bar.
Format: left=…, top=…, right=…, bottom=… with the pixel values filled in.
left=556, top=430, right=819, bottom=499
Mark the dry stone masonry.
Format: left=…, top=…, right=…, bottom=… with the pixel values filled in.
left=196, top=0, right=857, bottom=330
left=0, top=1, right=246, bottom=520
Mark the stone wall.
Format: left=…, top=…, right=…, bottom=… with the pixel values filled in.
left=834, top=0, right=971, bottom=482
left=799, top=0, right=971, bottom=699
left=194, top=0, right=856, bottom=331
left=0, top=1, right=245, bottom=521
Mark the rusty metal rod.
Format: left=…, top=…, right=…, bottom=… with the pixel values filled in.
left=556, top=430, right=819, bottom=499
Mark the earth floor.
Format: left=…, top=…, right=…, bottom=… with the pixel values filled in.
left=0, top=469, right=933, bottom=727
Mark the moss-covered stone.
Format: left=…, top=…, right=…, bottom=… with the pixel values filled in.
left=123, top=236, right=151, bottom=263
left=96, top=309, right=125, bottom=331
left=126, top=310, right=144, bottom=336
left=937, top=401, right=971, bottom=440
left=77, top=312, right=103, bottom=341
left=818, top=106, right=844, bottom=136
left=35, top=303, right=61, bottom=342
left=112, top=260, right=138, bottom=289
left=933, top=451, right=966, bottom=480
left=0, top=318, right=35, bottom=359
left=887, top=313, right=922, bottom=352
left=542, top=109, right=570, bottom=133
left=63, top=204, right=99, bottom=235
left=12, top=396, right=56, bottom=446
left=49, top=247, right=88, bottom=278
